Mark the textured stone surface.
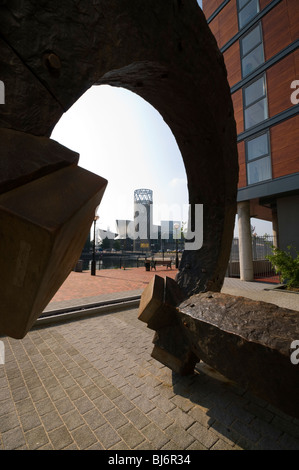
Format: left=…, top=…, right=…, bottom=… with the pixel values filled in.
left=0, top=0, right=238, bottom=298
left=139, top=275, right=299, bottom=419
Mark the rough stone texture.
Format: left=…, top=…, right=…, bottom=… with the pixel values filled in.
left=139, top=276, right=299, bottom=419
left=0, top=0, right=238, bottom=299
left=0, top=165, right=107, bottom=339
left=0, top=128, right=79, bottom=194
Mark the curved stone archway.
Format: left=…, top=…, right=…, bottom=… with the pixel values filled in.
left=0, top=0, right=238, bottom=337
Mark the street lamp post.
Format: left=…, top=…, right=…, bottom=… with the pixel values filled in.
left=91, top=215, right=99, bottom=276
left=173, top=222, right=180, bottom=269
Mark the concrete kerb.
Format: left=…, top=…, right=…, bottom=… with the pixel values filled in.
left=35, top=277, right=299, bottom=329
left=35, top=295, right=142, bottom=327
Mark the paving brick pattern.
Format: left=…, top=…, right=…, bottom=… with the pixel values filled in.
left=50, top=267, right=178, bottom=304
left=1, top=305, right=299, bottom=450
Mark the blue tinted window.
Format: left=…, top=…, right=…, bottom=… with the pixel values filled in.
left=238, top=0, right=259, bottom=29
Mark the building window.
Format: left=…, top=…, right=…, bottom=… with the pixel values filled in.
left=240, top=23, right=264, bottom=77
left=246, top=131, right=272, bottom=184
left=237, top=0, right=260, bottom=29
left=243, top=75, right=268, bottom=129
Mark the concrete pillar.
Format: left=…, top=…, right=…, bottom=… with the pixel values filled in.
left=237, top=201, right=254, bottom=281
left=272, top=208, right=279, bottom=248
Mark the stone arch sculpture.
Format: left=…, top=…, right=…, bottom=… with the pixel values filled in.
left=1, top=0, right=298, bottom=421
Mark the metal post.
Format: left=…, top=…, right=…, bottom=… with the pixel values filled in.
left=91, top=215, right=99, bottom=276
left=174, top=222, right=180, bottom=269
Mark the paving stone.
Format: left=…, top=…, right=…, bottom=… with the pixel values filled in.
left=105, top=407, right=129, bottom=429
left=208, top=420, right=240, bottom=447
left=135, top=440, right=155, bottom=450
left=126, top=408, right=151, bottom=430
left=48, top=425, right=73, bottom=450
left=65, top=384, right=85, bottom=401
left=244, top=402, right=274, bottom=423
left=278, top=433, right=299, bottom=450
left=41, top=410, right=64, bottom=432
left=109, top=440, right=131, bottom=450
left=151, top=394, right=176, bottom=413
left=19, top=410, right=42, bottom=433
left=168, top=407, right=195, bottom=430
left=58, top=375, right=77, bottom=389
left=84, top=408, right=106, bottom=430
left=147, top=407, right=174, bottom=430
left=15, top=397, right=36, bottom=416
left=255, top=436, right=283, bottom=450
left=0, top=411, right=21, bottom=433
left=113, top=394, right=135, bottom=413
left=92, top=374, right=111, bottom=389
left=94, top=422, right=122, bottom=449
left=54, top=396, right=75, bottom=415
left=71, top=425, right=97, bottom=450
left=250, top=417, right=282, bottom=440
left=188, top=422, right=219, bottom=449
left=231, top=419, right=262, bottom=443
left=61, top=409, right=85, bottom=431
left=2, top=427, right=27, bottom=450
left=25, top=425, right=49, bottom=450
left=226, top=400, right=255, bottom=424
left=132, top=395, right=156, bottom=414
left=120, top=383, right=142, bottom=400
left=34, top=397, right=56, bottom=416
left=74, top=396, right=94, bottom=415
left=164, top=423, right=195, bottom=449
left=272, top=416, right=299, bottom=439
left=29, top=385, right=49, bottom=402
left=141, top=423, right=170, bottom=449
left=11, top=386, right=30, bottom=402
left=160, top=440, right=183, bottom=450
left=94, top=395, right=115, bottom=413
left=171, top=395, right=194, bottom=413
left=102, top=384, right=123, bottom=400
left=117, top=422, right=145, bottom=449
left=186, top=440, right=208, bottom=450
left=86, top=442, right=105, bottom=450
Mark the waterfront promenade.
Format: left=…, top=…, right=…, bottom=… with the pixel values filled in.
left=1, top=267, right=299, bottom=450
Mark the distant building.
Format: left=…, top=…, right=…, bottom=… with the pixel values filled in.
left=115, top=220, right=134, bottom=250
left=202, top=0, right=299, bottom=280
left=133, top=188, right=154, bottom=252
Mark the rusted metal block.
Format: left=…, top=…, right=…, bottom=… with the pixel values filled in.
left=139, top=275, right=299, bottom=419
left=0, top=164, right=107, bottom=339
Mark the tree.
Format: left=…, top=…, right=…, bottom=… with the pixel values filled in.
left=100, top=237, right=110, bottom=250
left=113, top=240, right=121, bottom=251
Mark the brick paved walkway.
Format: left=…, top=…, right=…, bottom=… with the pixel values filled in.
left=1, top=270, right=299, bottom=451
left=50, top=267, right=178, bottom=303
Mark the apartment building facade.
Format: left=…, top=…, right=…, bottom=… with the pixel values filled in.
left=202, top=0, right=299, bottom=279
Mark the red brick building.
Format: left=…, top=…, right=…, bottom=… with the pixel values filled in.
left=202, top=0, right=299, bottom=279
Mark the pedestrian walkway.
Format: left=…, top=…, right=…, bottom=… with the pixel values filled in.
left=1, top=268, right=299, bottom=450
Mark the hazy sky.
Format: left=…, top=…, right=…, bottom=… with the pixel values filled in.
left=51, top=85, right=189, bottom=233
left=51, top=0, right=272, bottom=238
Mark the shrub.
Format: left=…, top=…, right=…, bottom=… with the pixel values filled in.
left=266, top=245, right=299, bottom=289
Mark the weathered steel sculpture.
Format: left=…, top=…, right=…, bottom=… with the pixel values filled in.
left=139, top=276, right=299, bottom=419
left=1, top=0, right=297, bottom=419
left=0, top=0, right=237, bottom=338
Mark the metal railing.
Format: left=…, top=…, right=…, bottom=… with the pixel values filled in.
left=227, top=235, right=276, bottom=279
